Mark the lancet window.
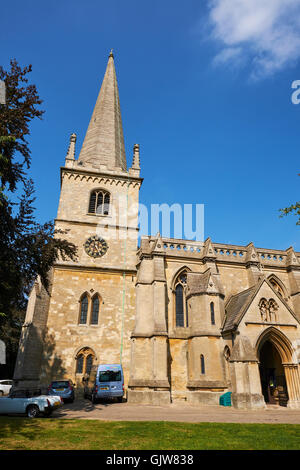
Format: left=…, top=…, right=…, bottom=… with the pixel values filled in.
left=174, top=271, right=188, bottom=328
left=78, top=293, right=101, bottom=325
left=210, top=302, right=215, bottom=325
left=200, top=355, right=205, bottom=375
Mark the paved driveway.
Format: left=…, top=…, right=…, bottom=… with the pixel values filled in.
left=54, top=399, right=300, bottom=424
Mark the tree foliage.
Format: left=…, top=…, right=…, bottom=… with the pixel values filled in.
left=0, top=60, right=44, bottom=192
left=0, top=60, right=77, bottom=375
left=279, top=173, right=300, bottom=225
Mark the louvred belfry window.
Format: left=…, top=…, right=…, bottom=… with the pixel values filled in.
left=88, top=190, right=110, bottom=215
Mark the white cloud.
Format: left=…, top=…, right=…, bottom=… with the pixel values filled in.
left=207, top=0, right=300, bottom=79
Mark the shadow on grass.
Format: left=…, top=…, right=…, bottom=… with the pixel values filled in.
left=0, top=418, right=299, bottom=451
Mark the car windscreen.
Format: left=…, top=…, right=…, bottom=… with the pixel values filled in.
left=98, top=370, right=121, bottom=382
left=51, top=381, right=69, bottom=388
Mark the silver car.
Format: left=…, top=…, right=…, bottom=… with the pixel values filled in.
left=48, top=380, right=75, bottom=403
left=0, top=380, right=13, bottom=396
left=0, top=388, right=63, bottom=418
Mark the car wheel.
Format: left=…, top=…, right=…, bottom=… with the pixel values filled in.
left=27, top=405, right=40, bottom=418
left=117, top=397, right=123, bottom=403
left=91, top=393, right=97, bottom=404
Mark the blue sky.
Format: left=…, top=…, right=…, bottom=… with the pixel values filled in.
left=1, top=0, right=300, bottom=250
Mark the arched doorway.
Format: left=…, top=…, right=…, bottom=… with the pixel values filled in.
left=256, top=328, right=300, bottom=409
left=258, top=340, right=288, bottom=406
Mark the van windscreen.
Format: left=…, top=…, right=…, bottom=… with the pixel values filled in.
left=99, top=370, right=121, bottom=382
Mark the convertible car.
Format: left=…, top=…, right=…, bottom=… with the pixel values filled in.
left=0, top=388, right=63, bottom=418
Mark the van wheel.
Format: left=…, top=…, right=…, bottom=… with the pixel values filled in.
left=27, top=405, right=40, bottom=418
left=117, top=397, right=123, bottom=403
left=92, top=394, right=97, bottom=404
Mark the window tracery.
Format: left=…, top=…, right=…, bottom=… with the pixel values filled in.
left=78, top=293, right=101, bottom=325
left=75, top=347, right=95, bottom=375
left=88, top=189, right=110, bottom=215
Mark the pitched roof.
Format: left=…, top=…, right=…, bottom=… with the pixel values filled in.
left=223, top=285, right=258, bottom=332
left=78, top=51, right=127, bottom=171
left=222, top=277, right=300, bottom=333
left=186, top=269, right=224, bottom=297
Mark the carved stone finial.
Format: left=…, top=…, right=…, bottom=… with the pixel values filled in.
left=245, top=242, right=260, bottom=265
left=286, top=246, right=299, bottom=267
left=109, top=49, right=114, bottom=58
left=132, top=143, right=140, bottom=170
left=66, top=133, right=77, bottom=161
left=202, top=237, right=216, bottom=260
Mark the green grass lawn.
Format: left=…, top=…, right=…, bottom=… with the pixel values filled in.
left=0, top=418, right=299, bottom=450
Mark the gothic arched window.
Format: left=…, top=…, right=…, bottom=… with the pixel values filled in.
left=75, top=348, right=95, bottom=375
left=79, top=294, right=89, bottom=324
left=91, top=295, right=100, bottom=325
left=174, top=270, right=188, bottom=328
left=175, top=284, right=184, bottom=327
left=78, top=292, right=102, bottom=325
left=88, top=189, right=110, bottom=215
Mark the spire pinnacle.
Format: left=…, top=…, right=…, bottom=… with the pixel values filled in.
left=78, top=53, right=127, bottom=171
left=66, top=133, right=76, bottom=158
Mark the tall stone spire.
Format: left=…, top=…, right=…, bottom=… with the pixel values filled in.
left=78, top=50, right=127, bottom=171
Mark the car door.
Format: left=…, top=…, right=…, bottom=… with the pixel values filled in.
left=0, top=397, right=13, bottom=414
left=0, top=396, right=25, bottom=414
left=4, top=391, right=27, bottom=414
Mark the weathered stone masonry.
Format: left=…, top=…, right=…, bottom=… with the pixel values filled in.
left=14, top=52, right=300, bottom=409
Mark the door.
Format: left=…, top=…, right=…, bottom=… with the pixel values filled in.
left=259, top=340, right=288, bottom=406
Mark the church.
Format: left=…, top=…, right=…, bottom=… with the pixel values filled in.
left=14, top=52, right=300, bottom=409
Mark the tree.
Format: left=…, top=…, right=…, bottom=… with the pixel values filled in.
left=0, top=59, right=77, bottom=377
left=0, top=60, right=44, bottom=193
left=279, top=174, right=300, bottom=225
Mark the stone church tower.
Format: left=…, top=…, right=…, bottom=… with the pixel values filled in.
left=14, top=51, right=142, bottom=390
left=14, top=52, right=300, bottom=409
